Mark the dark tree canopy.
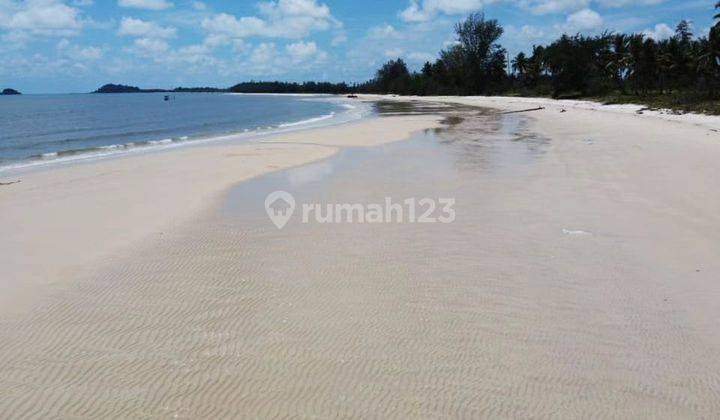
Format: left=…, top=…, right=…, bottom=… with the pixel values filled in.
left=374, top=59, right=412, bottom=94
left=364, top=7, right=720, bottom=107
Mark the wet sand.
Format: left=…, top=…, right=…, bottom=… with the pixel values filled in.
left=0, top=114, right=438, bottom=315
left=2, top=102, right=720, bottom=418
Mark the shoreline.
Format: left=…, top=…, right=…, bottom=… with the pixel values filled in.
left=360, top=94, right=720, bottom=132
left=4, top=93, right=720, bottom=317
left=0, top=95, right=367, bottom=176
left=3, top=98, right=720, bottom=417
left=0, top=112, right=442, bottom=315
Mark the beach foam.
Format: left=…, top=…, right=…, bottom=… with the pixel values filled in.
left=0, top=99, right=371, bottom=175
left=278, top=112, right=336, bottom=128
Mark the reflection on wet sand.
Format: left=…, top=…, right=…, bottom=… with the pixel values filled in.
left=3, top=102, right=717, bottom=418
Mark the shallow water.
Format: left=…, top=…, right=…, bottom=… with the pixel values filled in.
left=222, top=102, right=547, bottom=221
left=0, top=93, right=348, bottom=170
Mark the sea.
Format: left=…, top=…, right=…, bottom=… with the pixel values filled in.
left=0, top=93, right=366, bottom=172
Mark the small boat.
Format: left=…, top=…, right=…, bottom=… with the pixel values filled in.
left=164, top=95, right=170, bottom=101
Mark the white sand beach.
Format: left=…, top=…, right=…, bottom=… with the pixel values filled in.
left=1, top=97, right=720, bottom=418
left=0, top=114, right=441, bottom=314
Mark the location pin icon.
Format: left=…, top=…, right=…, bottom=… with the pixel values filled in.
left=265, top=191, right=296, bottom=229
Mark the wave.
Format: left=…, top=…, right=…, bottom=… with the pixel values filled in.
left=0, top=101, right=371, bottom=174
left=278, top=112, right=336, bottom=128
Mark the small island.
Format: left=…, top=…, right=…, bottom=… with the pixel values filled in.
left=94, top=84, right=163, bottom=94
left=93, top=83, right=226, bottom=94
left=1, top=88, right=21, bottom=95
left=92, top=81, right=353, bottom=95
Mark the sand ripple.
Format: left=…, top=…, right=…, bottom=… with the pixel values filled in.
left=2, top=109, right=720, bottom=418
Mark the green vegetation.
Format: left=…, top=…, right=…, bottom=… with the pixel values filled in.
left=228, top=81, right=350, bottom=94
left=595, top=92, right=720, bottom=115
left=364, top=14, right=508, bottom=96
left=94, top=81, right=353, bottom=95
left=365, top=5, right=720, bottom=115
left=94, top=84, right=223, bottom=93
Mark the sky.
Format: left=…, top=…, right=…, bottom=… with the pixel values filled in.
left=0, top=0, right=717, bottom=93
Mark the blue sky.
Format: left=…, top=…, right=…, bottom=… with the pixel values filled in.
left=1, top=0, right=717, bottom=93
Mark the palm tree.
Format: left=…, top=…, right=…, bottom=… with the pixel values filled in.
left=607, top=33, right=630, bottom=93
left=627, top=34, right=647, bottom=94
left=638, top=39, right=659, bottom=94
left=696, top=37, right=719, bottom=97
left=526, top=45, right=546, bottom=88
left=713, top=3, right=720, bottom=62
left=511, top=52, right=529, bottom=78
left=698, top=1, right=720, bottom=96
left=656, top=39, right=674, bottom=93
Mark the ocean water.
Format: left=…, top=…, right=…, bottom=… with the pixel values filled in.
left=0, top=93, right=359, bottom=171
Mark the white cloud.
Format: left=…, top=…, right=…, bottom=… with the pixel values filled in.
left=202, top=0, right=339, bottom=40
left=520, top=0, right=589, bottom=15
left=331, top=31, right=347, bottom=46
left=0, top=30, right=31, bottom=52
left=258, top=0, right=331, bottom=19
left=191, top=1, right=206, bottom=10
left=407, top=51, right=435, bottom=62
left=118, top=0, right=173, bottom=10
left=250, top=42, right=277, bottom=65
left=57, top=39, right=102, bottom=60
left=516, top=24, right=547, bottom=39
left=118, top=17, right=176, bottom=39
left=241, top=39, right=327, bottom=75
left=643, top=23, right=674, bottom=40
left=564, top=8, right=603, bottom=31
left=398, top=0, right=661, bottom=22
left=384, top=48, right=403, bottom=58
left=173, top=43, right=214, bottom=64
left=130, top=37, right=170, bottom=56
left=368, top=24, right=400, bottom=39
left=286, top=40, right=326, bottom=63
left=76, top=45, right=101, bottom=60
left=400, top=0, right=498, bottom=23
left=201, top=14, right=266, bottom=38
left=1, top=0, right=83, bottom=36
left=399, top=1, right=432, bottom=22
left=596, top=0, right=664, bottom=7
left=503, top=23, right=551, bottom=49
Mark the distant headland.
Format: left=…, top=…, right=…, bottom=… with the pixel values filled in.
left=94, top=84, right=228, bottom=94
left=1, top=88, right=21, bottom=95
left=93, top=82, right=353, bottom=95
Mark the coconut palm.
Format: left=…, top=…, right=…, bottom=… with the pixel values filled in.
left=511, top=52, right=529, bottom=87
left=607, top=34, right=630, bottom=93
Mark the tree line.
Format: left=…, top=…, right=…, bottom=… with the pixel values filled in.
left=228, top=81, right=351, bottom=94
left=364, top=4, right=720, bottom=109
left=229, top=4, right=720, bottom=102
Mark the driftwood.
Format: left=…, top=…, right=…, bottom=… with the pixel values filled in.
left=497, top=107, right=545, bottom=115
left=0, top=180, right=21, bottom=186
